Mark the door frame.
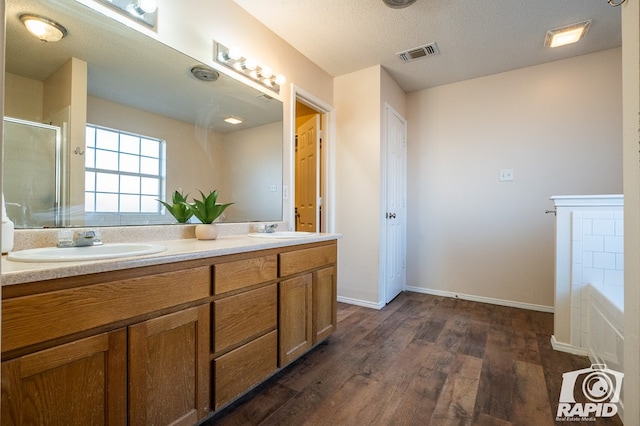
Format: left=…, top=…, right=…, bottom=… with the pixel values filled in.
left=380, top=102, right=407, bottom=304
left=290, top=85, right=336, bottom=233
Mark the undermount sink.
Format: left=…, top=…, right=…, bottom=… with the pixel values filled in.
left=7, top=243, right=167, bottom=263
left=248, top=231, right=317, bottom=239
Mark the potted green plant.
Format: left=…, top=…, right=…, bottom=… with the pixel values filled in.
left=183, top=190, right=233, bottom=240
left=157, top=190, right=193, bottom=223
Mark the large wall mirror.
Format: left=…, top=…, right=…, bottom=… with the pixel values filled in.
left=4, top=0, right=283, bottom=229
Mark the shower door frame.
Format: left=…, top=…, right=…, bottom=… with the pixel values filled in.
left=3, top=117, right=64, bottom=227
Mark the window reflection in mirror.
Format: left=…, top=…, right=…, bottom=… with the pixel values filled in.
left=3, top=0, right=283, bottom=229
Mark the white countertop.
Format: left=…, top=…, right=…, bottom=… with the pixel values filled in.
left=1, top=233, right=340, bottom=286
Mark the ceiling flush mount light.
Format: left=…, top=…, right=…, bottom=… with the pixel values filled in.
left=224, top=116, right=244, bottom=125
left=20, top=14, right=68, bottom=42
left=96, top=0, right=158, bottom=28
left=544, top=20, right=591, bottom=48
left=382, top=0, right=418, bottom=9
left=214, top=41, right=286, bottom=94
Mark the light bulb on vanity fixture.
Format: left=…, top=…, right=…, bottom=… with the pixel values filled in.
left=214, top=41, right=286, bottom=94
left=127, top=0, right=157, bottom=15
left=96, top=0, right=158, bottom=27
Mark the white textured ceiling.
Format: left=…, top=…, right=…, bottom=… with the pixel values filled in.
left=233, top=0, right=622, bottom=93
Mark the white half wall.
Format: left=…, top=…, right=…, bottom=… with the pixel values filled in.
left=406, top=48, right=623, bottom=309
left=622, top=0, right=640, bottom=423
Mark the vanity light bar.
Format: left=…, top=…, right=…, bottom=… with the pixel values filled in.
left=96, top=0, right=158, bottom=28
left=214, top=41, right=286, bottom=94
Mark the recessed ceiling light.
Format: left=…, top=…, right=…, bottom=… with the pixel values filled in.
left=20, top=14, right=68, bottom=42
left=544, top=20, right=591, bottom=48
left=224, top=116, right=243, bottom=125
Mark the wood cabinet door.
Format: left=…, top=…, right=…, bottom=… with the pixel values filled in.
left=128, top=304, right=210, bottom=426
left=1, top=329, right=127, bottom=426
left=279, top=274, right=313, bottom=366
left=313, top=266, right=337, bottom=343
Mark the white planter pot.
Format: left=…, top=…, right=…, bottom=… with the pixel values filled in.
left=195, top=223, right=219, bottom=240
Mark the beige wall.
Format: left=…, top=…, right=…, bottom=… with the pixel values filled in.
left=406, top=48, right=623, bottom=309
left=622, top=0, right=640, bottom=422
left=334, top=65, right=406, bottom=307
left=4, top=73, right=42, bottom=121
left=335, top=66, right=382, bottom=305
left=220, top=121, right=282, bottom=222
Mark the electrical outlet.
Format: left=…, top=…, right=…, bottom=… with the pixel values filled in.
left=270, top=184, right=277, bottom=192
left=499, top=169, right=514, bottom=182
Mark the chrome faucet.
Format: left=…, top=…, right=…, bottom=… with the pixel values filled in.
left=57, top=229, right=103, bottom=248
left=257, top=223, right=278, bottom=233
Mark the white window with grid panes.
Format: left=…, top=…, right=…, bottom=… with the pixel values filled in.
left=85, top=124, right=165, bottom=216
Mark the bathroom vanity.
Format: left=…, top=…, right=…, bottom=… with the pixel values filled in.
left=0, top=234, right=338, bottom=425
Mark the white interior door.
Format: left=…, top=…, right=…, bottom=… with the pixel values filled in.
left=384, top=105, right=407, bottom=303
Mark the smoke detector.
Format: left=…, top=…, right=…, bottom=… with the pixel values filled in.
left=396, top=42, right=440, bottom=63
left=190, top=66, right=219, bottom=82
left=382, top=0, right=417, bottom=8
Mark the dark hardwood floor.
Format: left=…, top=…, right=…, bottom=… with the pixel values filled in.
left=205, top=292, right=624, bottom=425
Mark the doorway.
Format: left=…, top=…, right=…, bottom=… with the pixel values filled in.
left=293, top=87, right=334, bottom=233
left=295, top=102, right=321, bottom=231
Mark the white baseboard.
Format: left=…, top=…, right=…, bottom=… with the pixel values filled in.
left=405, top=286, right=554, bottom=313
left=337, top=296, right=385, bottom=310
left=550, top=335, right=589, bottom=356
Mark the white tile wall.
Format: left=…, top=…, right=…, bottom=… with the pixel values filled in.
left=570, top=210, right=624, bottom=347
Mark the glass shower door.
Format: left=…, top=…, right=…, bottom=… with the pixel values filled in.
left=3, top=117, right=62, bottom=228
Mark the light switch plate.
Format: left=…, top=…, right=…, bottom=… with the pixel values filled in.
left=499, top=169, right=514, bottom=182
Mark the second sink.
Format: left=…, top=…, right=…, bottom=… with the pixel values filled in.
left=7, top=243, right=167, bottom=263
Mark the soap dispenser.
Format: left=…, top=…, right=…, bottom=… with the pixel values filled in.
left=2, top=194, right=14, bottom=253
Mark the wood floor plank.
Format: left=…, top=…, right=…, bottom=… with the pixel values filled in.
left=208, top=383, right=298, bottom=426
left=413, top=316, right=447, bottom=343
left=474, top=333, right=515, bottom=421
left=375, top=365, right=448, bottom=425
left=205, top=292, right=624, bottom=426
left=354, top=316, right=421, bottom=380
left=473, top=413, right=513, bottom=426
left=511, top=360, right=554, bottom=426
left=458, top=319, right=489, bottom=359
left=429, top=354, right=483, bottom=425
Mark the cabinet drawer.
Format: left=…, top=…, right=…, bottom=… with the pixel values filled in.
left=213, top=255, right=277, bottom=295
left=279, top=243, right=337, bottom=277
left=2, top=267, right=210, bottom=354
left=213, top=284, right=277, bottom=353
left=213, top=330, right=277, bottom=409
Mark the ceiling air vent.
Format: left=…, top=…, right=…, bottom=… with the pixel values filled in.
left=396, top=42, right=440, bottom=63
